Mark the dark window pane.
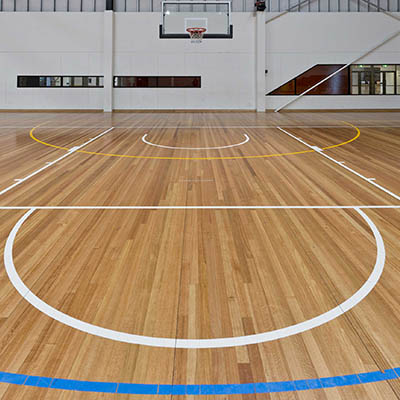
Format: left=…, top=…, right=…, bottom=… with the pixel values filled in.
left=270, top=80, right=295, bottom=95
left=158, top=77, right=173, bottom=87
left=113, top=76, right=201, bottom=88
left=18, top=76, right=41, bottom=87
left=121, top=77, right=137, bottom=87
left=192, top=77, right=201, bottom=88
left=147, top=77, right=158, bottom=87
left=136, top=77, right=149, bottom=87
left=296, top=65, right=348, bottom=95
left=17, top=76, right=26, bottom=87
left=173, top=77, right=201, bottom=87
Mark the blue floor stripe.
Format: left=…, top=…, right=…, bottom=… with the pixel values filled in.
left=0, top=368, right=398, bottom=395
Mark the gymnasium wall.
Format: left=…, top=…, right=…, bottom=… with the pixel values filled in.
left=0, top=11, right=399, bottom=110
left=0, top=13, right=105, bottom=110
left=0, top=12, right=255, bottom=110
left=113, top=13, right=255, bottom=109
left=266, top=12, right=400, bottom=110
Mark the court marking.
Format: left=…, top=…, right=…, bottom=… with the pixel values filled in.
left=0, top=127, right=114, bottom=197
left=1, top=124, right=400, bottom=129
left=4, top=207, right=385, bottom=349
left=0, top=205, right=399, bottom=210
left=277, top=126, right=400, bottom=202
left=142, top=133, right=250, bottom=150
left=0, top=367, right=399, bottom=395
left=29, top=122, right=360, bottom=160
left=0, top=121, right=398, bottom=395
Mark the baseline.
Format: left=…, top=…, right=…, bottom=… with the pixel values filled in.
left=4, top=207, right=385, bottom=349
left=0, top=367, right=399, bottom=395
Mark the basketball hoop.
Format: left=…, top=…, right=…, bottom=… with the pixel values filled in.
left=186, top=27, right=207, bottom=43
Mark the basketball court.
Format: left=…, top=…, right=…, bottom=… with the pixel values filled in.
left=1, top=0, right=400, bottom=397
left=0, top=111, right=399, bottom=399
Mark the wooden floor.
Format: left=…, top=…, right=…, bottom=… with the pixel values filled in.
left=0, top=111, right=399, bottom=399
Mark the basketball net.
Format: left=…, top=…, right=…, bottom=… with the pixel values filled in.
left=186, top=27, right=206, bottom=43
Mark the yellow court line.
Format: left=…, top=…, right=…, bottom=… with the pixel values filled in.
left=323, top=121, right=360, bottom=149
left=30, top=122, right=360, bottom=161
left=30, top=130, right=69, bottom=150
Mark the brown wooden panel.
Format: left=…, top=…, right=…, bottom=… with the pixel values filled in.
left=270, top=79, right=295, bottom=95
left=296, top=65, right=349, bottom=95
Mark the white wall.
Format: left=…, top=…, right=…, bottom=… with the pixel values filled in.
left=0, top=13, right=104, bottom=110
left=1, top=11, right=400, bottom=110
left=113, top=13, right=255, bottom=110
left=266, top=13, right=400, bottom=110
left=0, top=12, right=255, bottom=110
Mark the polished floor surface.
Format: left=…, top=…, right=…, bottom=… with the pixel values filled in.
left=0, top=111, right=399, bottom=399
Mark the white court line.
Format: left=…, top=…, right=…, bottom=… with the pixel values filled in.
left=142, top=133, right=250, bottom=150
left=90, top=125, right=400, bottom=129
left=0, top=205, right=399, bottom=210
left=0, top=125, right=399, bottom=129
left=277, top=127, right=400, bottom=202
left=0, top=126, right=113, bottom=129
left=0, top=127, right=114, bottom=197
left=3, top=207, right=385, bottom=348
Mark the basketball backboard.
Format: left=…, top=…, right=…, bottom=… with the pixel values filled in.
left=160, top=1, right=233, bottom=39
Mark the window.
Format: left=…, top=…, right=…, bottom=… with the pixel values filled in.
left=270, top=80, right=295, bottom=95
left=397, top=66, right=400, bottom=96
left=114, top=76, right=201, bottom=88
left=73, top=77, right=83, bottom=87
left=63, top=77, right=72, bottom=87
left=378, top=65, right=396, bottom=95
left=296, top=65, right=348, bottom=95
left=158, top=77, right=173, bottom=88
left=173, top=77, right=201, bottom=88
left=269, top=64, right=400, bottom=96
left=351, top=65, right=397, bottom=95
left=351, top=65, right=371, bottom=95
left=17, top=76, right=104, bottom=88
left=86, top=77, right=98, bottom=87
left=48, top=77, right=61, bottom=87
left=18, top=76, right=40, bottom=88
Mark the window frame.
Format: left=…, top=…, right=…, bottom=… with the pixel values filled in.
left=269, top=64, right=400, bottom=96
left=113, top=76, right=201, bottom=88
left=17, top=76, right=104, bottom=88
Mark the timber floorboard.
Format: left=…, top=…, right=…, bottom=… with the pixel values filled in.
left=0, top=112, right=399, bottom=399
